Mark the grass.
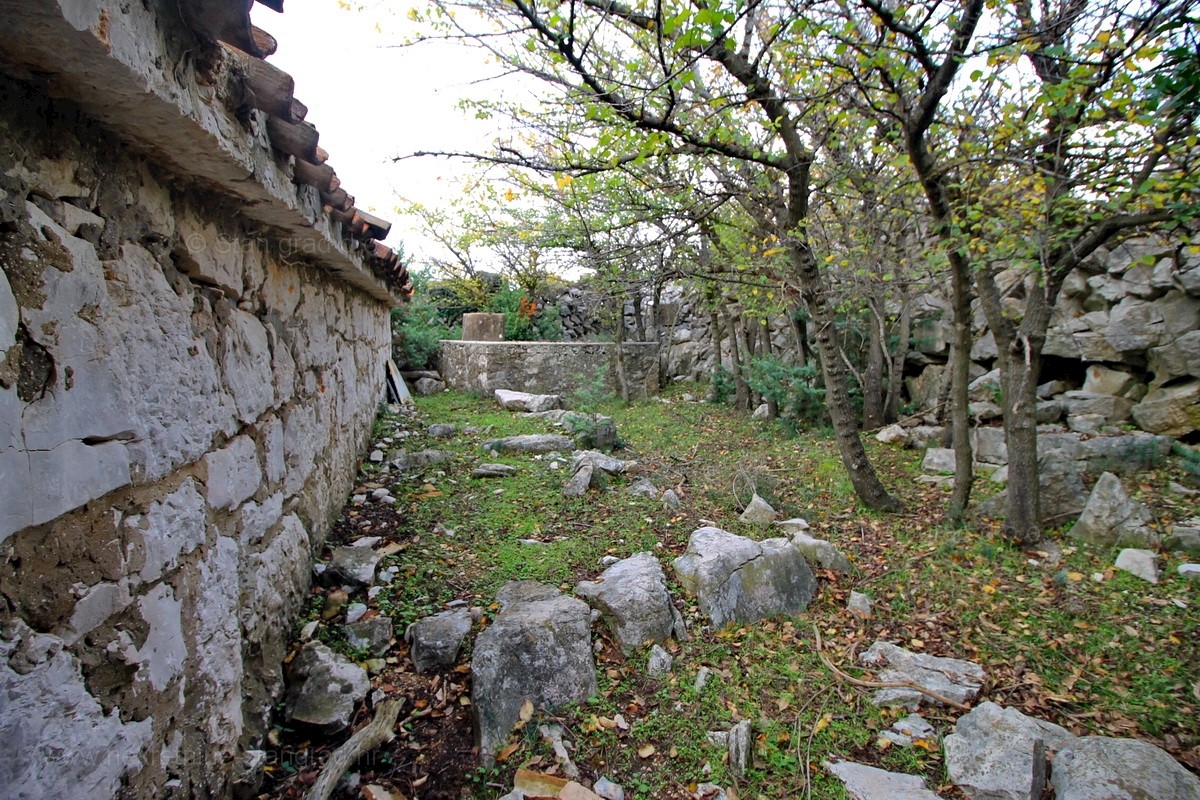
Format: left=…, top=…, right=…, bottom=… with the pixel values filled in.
left=281, top=384, right=1200, bottom=800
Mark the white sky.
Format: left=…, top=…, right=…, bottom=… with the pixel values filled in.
left=249, top=2, right=521, bottom=263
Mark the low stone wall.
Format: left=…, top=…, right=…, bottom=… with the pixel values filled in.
left=439, top=340, right=660, bottom=399
left=0, top=72, right=391, bottom=798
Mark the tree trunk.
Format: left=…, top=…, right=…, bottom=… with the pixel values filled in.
left=734, top=314, right=756, bottom=410
left=789, top=245, right=902, bottom=512
left=946, top=263, right=975, bottom=526
left=862, top=301, right=886, bottom=430
left=761, top=318, right=778, bottom=420
left=884, top=294, right=911, bottom=422
left=632, top=287, right=646, bottom=342
left=725, top=308, right=750, bottom=410
left=711, top=308, right=724, bottom=373
left=612, top=294, right=631, bottom=402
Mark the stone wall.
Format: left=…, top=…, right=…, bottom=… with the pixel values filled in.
left=0, top=72, right=392, bottom=798
left=439, top=340, right=661, bottom=399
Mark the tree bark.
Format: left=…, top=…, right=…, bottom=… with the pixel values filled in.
left=885, top=294, right=911, bottom=422
left=946, top=264, right=975, bottom=525
left=724, top=307, right=750, bottom=410
left=612, top=292, right=631, bottom=401
left=761, top=317, right=778, bottom=420
left=862, top=299, right=886, bottom=430
left=734, top=313, right=757, bottom=410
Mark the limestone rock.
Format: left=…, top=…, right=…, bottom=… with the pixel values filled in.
left=943, top=702, right=1076, bottom=800
left=495, top=389, right=563, bottom=413
left=1114, top=548, right=1159, bottom=583
left=1164, top=522, right=1200, bottom=554
left=406, top=608, right=472, bottom=673
left=968, top=369, right=1001, bottom=403
left=728, top=720, right=752, bottom=778
left=575, top=553, right=683, bottom=654
left=972, top=427, right=1007, bottom=465
left=391, top=449, right=452, bottom=472
left=343, top=616, right=394, bottom=657
left=1083, top=365, right=1145, bottom=398
left=414, top=377, right=446, bottom=395
left=1061, top=391, right=1134, bottom=424
left=1105, top=297, right=1165, bottom=353
left=790, top=531, right=852, bottom=573
left=922, top=447, right=956, bottom=474
left=427, top=423, right=457, bottom=438
left=859, top=641, right=984, bottom=710
left=473, top=463, right=518, bottom=478
left=877, top=714, right=937, bottom=749
left=1132, top=380, right=1200, bottom=436
left=875, top=424, right=910, bottom=446
left=1149, top=330, right=1200, bottom=384
left=1069, top=472, right=1158, bottom=548
left=647, top=644, right=673, bottom=676
left=673, top=527, right=816, bottom=627
left=738, top=493, right=778, bottom=525
left=329, top=546, right=381, bottom=587
left=847, top=591, right=873, bottom=619
left=572, top=450, right=636, bottom=475
left=661, top=489, right=681, bottom=510
left=1178, top=564, right=1200, bottom=580
left=628, top=476, right=659, bottom=498
left=472, top=584, right=598, bottom=763
left=563, top=464, right=594, bottom=497
left=593, top=776, right=625, bottom=800
left=483, top=434, right=575, bottom=454
left=1052, top=737, right=1200, bottom=800
left=285, top=642, right=369, bottom=729
left=752, top=403, right=770, bottom=420
left=823, top=761, right=941, bottom=800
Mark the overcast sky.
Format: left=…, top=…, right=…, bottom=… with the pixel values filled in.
left=249, top=2, right=521, bottom=262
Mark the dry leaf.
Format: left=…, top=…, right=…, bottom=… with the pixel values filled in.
left=638, top=744, right=656, bottom=758
left=496, top=743, right=520, bottom=763
left=814, top=713, right=832, bottom=734
left=519, top=699, right=535, bottom=722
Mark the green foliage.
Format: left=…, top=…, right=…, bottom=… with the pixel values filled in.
left=486, top=284, right=563, bottom=341
left=745, top=357, right=827, bottom=432
left=391, top=271, right=457, bottom=369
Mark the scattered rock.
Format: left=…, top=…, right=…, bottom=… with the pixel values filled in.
left=573, top=450, right=637, bottom=475
left=673, top=527, right=816, bottom=627
left=752, top=403, right=770, bottom=420
left=662, top=489, right=681, bottom=510
left=368, top=449, right=383, bottom=463
left=343, top=616, right=393, bottom=657
left=859, top=641, right=984, bottom=710
left=877, top=714, right=937, bottom=749
left=694, top=666, right=713, bottom=692
left=628, top=476, right=659, bottom=498
left=647, top=644, right=673, bottom=676
left=921, top=447, right=956, bottom=474
left=1165, top=521, right=1200, bottom=554
left=593, top=776, right=625, bottom=800
left=406, top=608, right=472, bottom=673
left=944, top=702, right=1076, bottom=800
left=847, top=591, right=873, bottom=620
left=472, top=583, right=598, bottom=764
left=728, top=720, right=753, bottom=778
left=345, top=602, right=368, bottom=624
left=413, top=377, right=445, bottom=396
left=285, top=642, right=369, bottom=730
left=1170, top=481, right=1199, bottom=497
left=575, top=553, right=684, bottom=654
left=823, top=760, right=941, bottom=800
left=1114, top=548, right=1159, bottom=583
left=473, top=463, right=519, bottom=478
left=391, top=449, right=453, bottom=472
left=483, top=434, right=575, bottom=454
left=738, top=493, right=778, bottom=525
left=427, top=423, right=457, bottom=438
left=563, top=464, right=594, bottom=497
left=1178, top=564, right=1200, bottom=580
left=790, top=531, right=852, bottom=573
left=1070, top=472, right=1159, bottom=548
left=539, top=723, right=580, bottom=780
left=775, top=517, right=810, bottom=533
left=875, top=424, right=910, bottom=445
left=495, top=389, right=563, bottom=413
left=1052, top=736, right=1200, bottom=800
left=329, top=546, right=381, bottom=587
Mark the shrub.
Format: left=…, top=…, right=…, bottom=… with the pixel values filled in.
left=391, top=271, right=456, bottom=369
left=708, top=365, right=736, bottom=404
left=745, top=357, right=827, bottom=431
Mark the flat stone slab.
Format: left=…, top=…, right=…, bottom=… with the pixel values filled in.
left=790, top=531, right=851, bottom=573
left=473, top=463, right=519, bottom=478
left=823, top=761, right=941, bottom=800
left=859, top=641, right=984, bottom=710
left=472, top=583, right=598, bottom=764
left=406, top=608, right=472, bottom=673
left=673, top=527, right=815, bottom=627
left=575, top=553, right=684, bottom=654
left=329, top=546, right=381, bottom=587
left=1053, top=736, right=1200, bottom=800
left=495, top=389, right=563, bottom=413
left=483, top=434, right=575, bottom=454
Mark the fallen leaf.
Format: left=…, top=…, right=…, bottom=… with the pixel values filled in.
left=638, top=744, right=656, bottom=758
left=495, top=743, right=520, bottom=763
left=814, top=713, right=832, bottom=734
left=519, top=699, right=535, bottom=722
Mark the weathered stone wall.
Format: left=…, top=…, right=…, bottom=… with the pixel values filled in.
left=0, top=76, right=391, bottom=798
left=439, top=340, right=660, bottom=399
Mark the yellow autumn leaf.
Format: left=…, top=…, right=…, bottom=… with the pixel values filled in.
left=762, top=247, right=784, bottom=257
left=504, top=188, right=518, bottom=202
left=518, top=698, right=534, bottom=722
left=638, top=743, right=656, bottom=758
left=814, top=713, right=832, bottom=734
left=556, top=174, right=573, bottom=189
left=1067, top=572, right=1085, bottom=582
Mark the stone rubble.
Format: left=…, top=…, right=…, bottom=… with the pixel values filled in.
left=859, top=641, right=985, bottom=710
left=1070, top=472, right=1159, bottom=548
left=405, top=608, right=472, bottom=673
left=823, top=760, right=941, bottom=800
left=574, top=553, right=685, bottom=653
left=738, top=493, right=779, bottom=525
left=1114, top=548, right=1160, bottom=583
left=284, top=642, right=370, bottom=730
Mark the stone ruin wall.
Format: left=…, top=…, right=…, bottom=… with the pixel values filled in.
left=0, top=75, right=392, bottom=799
left=551, top=241, right=1200, bottom=439
left=439, top=340, right=661, bottom=399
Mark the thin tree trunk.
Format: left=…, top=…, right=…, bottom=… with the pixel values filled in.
left=946, top=264, right=975, bottom=525
left=789, top=245, right=902, bottom=512
left=761, top=317, right=778, bottom=420
left=736, top=315, right=760, bottom=409
left=885, top=294, right=911, bottom=423
left=791, top=310, right=809, bottom=368
left=725, top=307, right=750, bottom=411
left=862, top=300, right=886, bottom=430
left=613, top=293, right=631, bottom=401
left=633, top=287, right=646, bottom=342
left=710, top=307, right=724, bottom=373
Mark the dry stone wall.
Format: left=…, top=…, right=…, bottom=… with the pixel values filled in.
left=440, top=340, right=660, bottom=399
left=0, top=76, right=391, bottom=798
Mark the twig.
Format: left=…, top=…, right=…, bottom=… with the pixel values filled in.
left=811, top=626, right=969, bottom=711
left=306, top=697, right=405, bottom=800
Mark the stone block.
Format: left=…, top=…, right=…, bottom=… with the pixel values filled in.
left=205, top=435, right=262, bottom=510
left=462, top=312, right=505, bottom=341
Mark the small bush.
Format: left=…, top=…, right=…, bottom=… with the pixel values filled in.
left=745, top=357, right=827, bottom=431
left=708, top=365, right=736, bottom=404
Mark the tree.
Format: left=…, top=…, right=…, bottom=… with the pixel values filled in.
left=408, top=0, right=904, bottom=511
